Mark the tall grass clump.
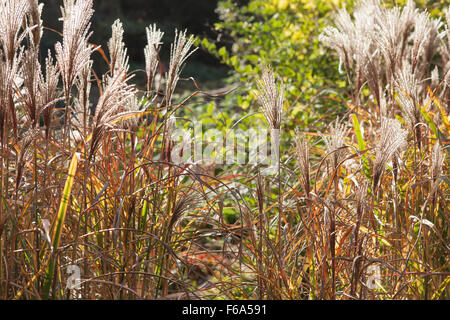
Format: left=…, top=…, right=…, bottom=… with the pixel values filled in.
left=0, top=0, right=447, bottom=300
left=0, top=0, right=234, bottom=300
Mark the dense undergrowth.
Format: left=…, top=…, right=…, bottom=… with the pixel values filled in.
left=0, top=0, right=448, bottom=300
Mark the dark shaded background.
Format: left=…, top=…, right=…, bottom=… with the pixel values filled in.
left=40, top=0, right=238, bottom=86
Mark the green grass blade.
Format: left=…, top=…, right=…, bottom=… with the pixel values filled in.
left=42, top=153, right=79, bottom=299
left=352, top=114, right=371, bottom=178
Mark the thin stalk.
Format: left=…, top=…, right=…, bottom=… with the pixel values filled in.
left=277, top=141, right=283, bottom=292
left=256, top=174, right=264, bottom=299
left=64, top=94, right=71, bottom=149
left=3, top=123, right=10, bottom=299
left=330, top=167, right=339, bottom=300
left=0, top=117, right=6, bottom=297
left=33, top=141, right=40, bottom=290
left=0, top=136, right=4, bottom=298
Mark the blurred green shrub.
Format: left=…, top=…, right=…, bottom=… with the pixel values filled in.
left=200, top=0, right=355, bottom=129
left=200, top=0, right=448, bottom=129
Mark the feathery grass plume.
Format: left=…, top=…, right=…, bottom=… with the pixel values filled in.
left=108, top=19, right=129, bottom=76
left=94, top=70, right=136, bottom=124
left=355, top=1, right=383, bottom=106
left=319, top=1, right=378, bottom=104
left=0, top=47, right=22, bottom=142
left=395, top=63, right=425, bottom=149
left=22, top=48, right=42, bottom=127
left=351, top=1, right=380, bottom=105
left=0, top=0, right=31, bottom=137
left=362, top=46, right=382, bottom=108
left=26, top=0, right=44, bottom=49
left=40, top=52, right=61, bottom=139
left=165, top=29, right=197, bottom=106
left=256, top=65, right=284, bottom=174
left=395, top=63, right=422, bottom=129
left=321, top=119, right=350, bottom=170
left=56, top=0, right=94, bottom=93
left=410, top=11, right=443, bottom=77
left=121, top=95, right=150, bottom=130
left=89, top=67, right=137, bottom=160
left=73, top=59, right=92, bottom=132
left=168, top=191, right=200, bottom=234
left=294, top=129, right=310, bottom=196
left=319, top=10, right=354, bottom=80
left=144, top=24, right=164, bottom=93
left=0, top=0, right=30, bottom=64
left=55, top=0, right=94, bottom=138
left=256, top=65, right=285, bottom=267
left=351, top=1, right=379, bottom=82
left=318, top=1, right=378, bottom=72
left=354, top=0, right=381, bottom=25
left=410, top=11, right=431, bottom=73
left=256, top=66, right=284, bottom=130
left=373, top=0, right=416, bottom=84
left=373, top=117, right=408, bottom=190
left=352, top=37, right=375, bottom=105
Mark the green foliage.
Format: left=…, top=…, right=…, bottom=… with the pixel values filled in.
left=201, top=0, right=449, bottom=130
left=200, top=0, right=353, bottom=129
